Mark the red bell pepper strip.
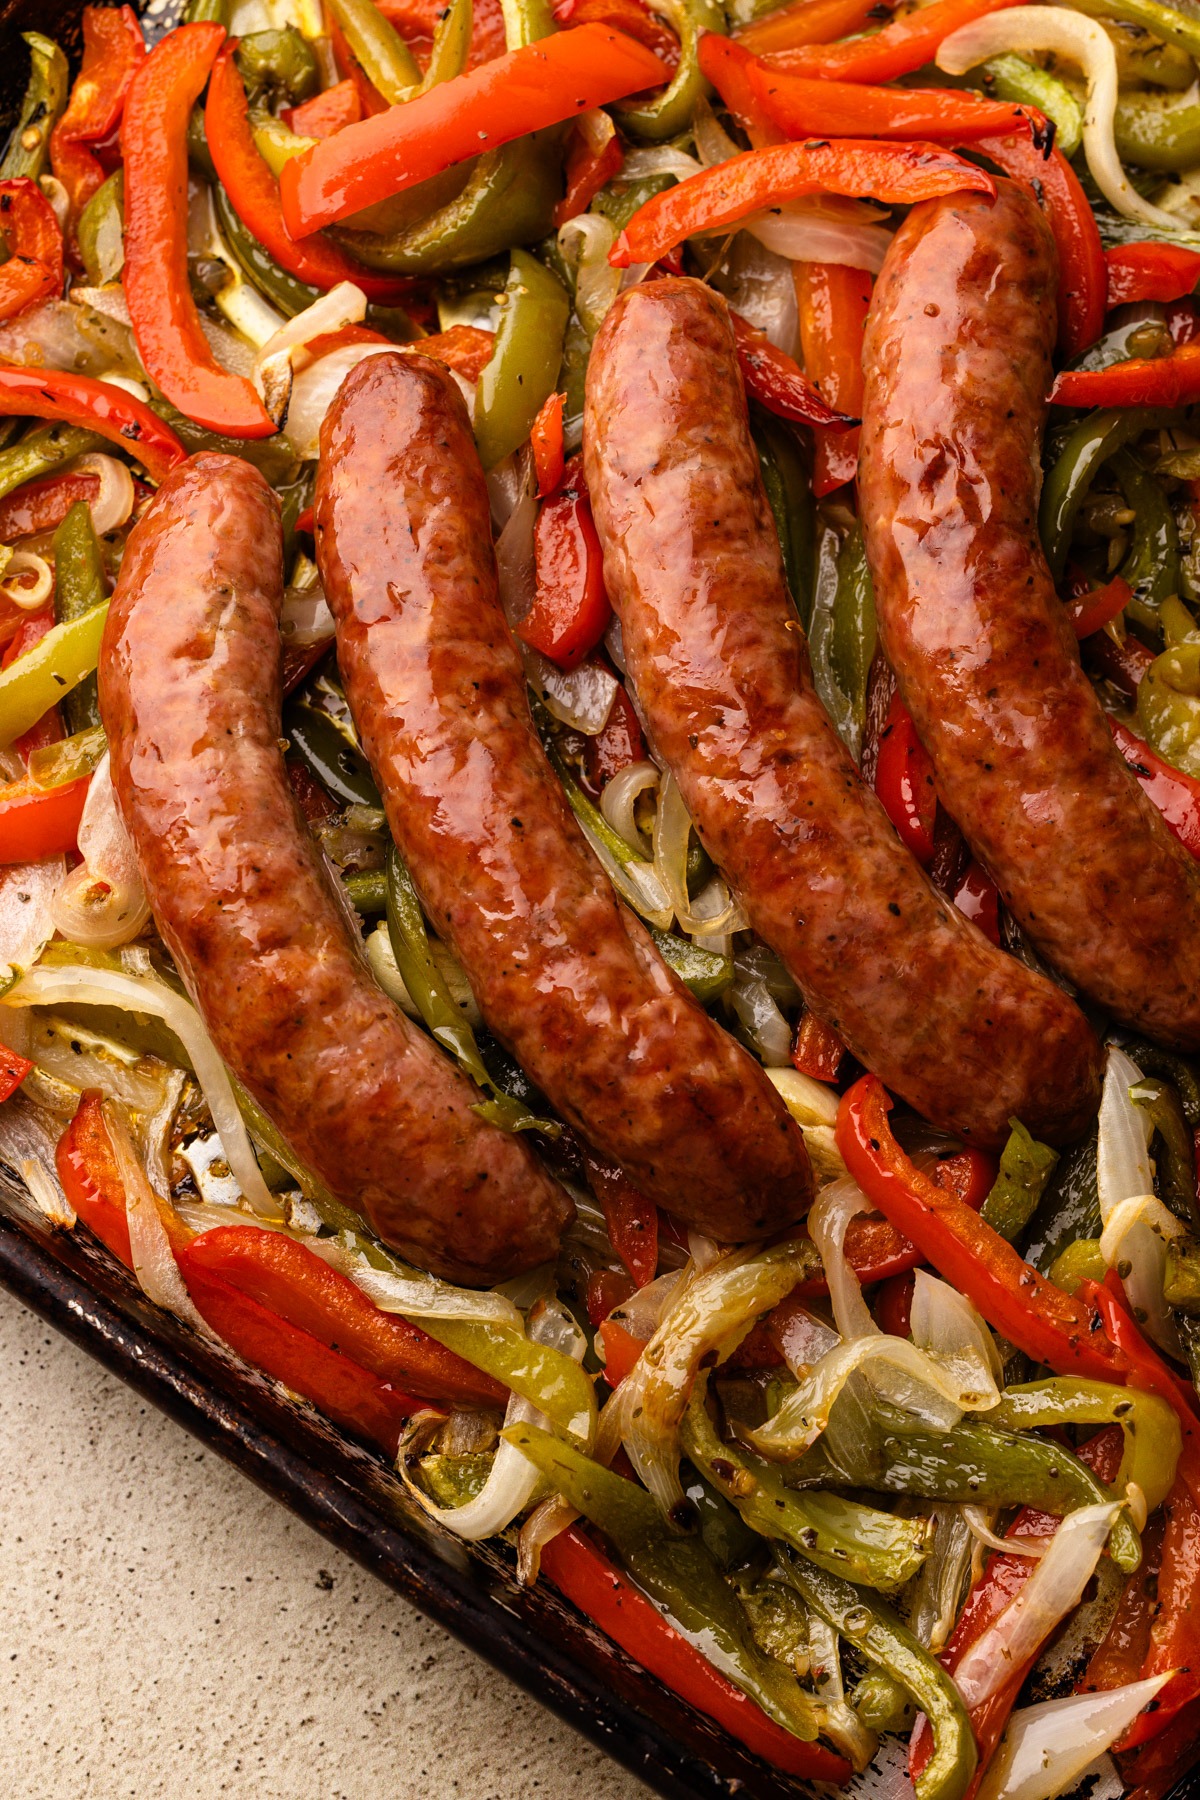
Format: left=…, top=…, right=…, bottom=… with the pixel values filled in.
left=0, top=366, right=185, bottom=485
left=0, top=180, right=64, bottom=323
left=874, top=1271, right=914, bottom=1336
left=1086, top=628, right=1154, bottom=703
left=205, top=45, right=415, bottom=308
left=327, top=14, right=392, bottom=118
left=519, top=457, right=612, bottom=670
left=1085, top=1510, right=1166, bottom=1696
left=284, top=78, right=363, bottom=140
left=2, top=608, right=65, bottom=764
left=0, top=470, right=99, bottom=542
left=280, top=26, right=669, bottom=237
left=697, top=35, right=784, bottom=146
left=1052, top=339, right=1200, bottom=410
left=1110, top=717, right=1200, bottom=861
left=790, top=1011, right=845, bottom=1082
left=584, top=1150, right=658, bottom=1288
left=180, top=1226, right=506, bottom=1409
left=610, top=139, right=995, bottom=269
left=555, top=109, right=625, bottom=228
left=379, top=0, right=509, bottom=68
left=0, top=1041, right=32, bottom=1104
left=969, top=127, right=1106, bottom=362
left=953, top=859, right=1001, bottom=944
left=598, top=1316, right=646, bottom=1386
left=1120, top=1695, right=1200, bottom=1800
left=0, top=773, right=90, bottom=862
left=793, top=258, right=870, bottom=496
left=56, top=1089, right=137, bottom=1265
left=875, top=691, right=938, bottom=863
left=50, top=6, right=145, bottom=222
left=539, top=1525, right=852, bottom=1783
left=747, top=61, right=1038, bottom=143
left=1066, top=573, right=1132, bottom=639
left=585, top=1265, right=635, bottom=1326
left=837, top=1075, right=1132, bottom=1382
left=556, top=0, right=681, bottom=66
left=911, top=1427, right=1127, bottom=1794
left=1107, top=243, right=1200, bottom=310
left=583, top=682, right=646, bottom=796
left=531, top=391, right=566, bottom=498
left=736, top=0, right=893, bottom=56
left=764, top=0, right=1026, bottom=81
left=121, top=25, right=275, bottom=439
left=411, top=324, right=496, bottom=382
left=730, top=310, right=853, bottom=429
left=178, top=1242, right=417, bottom=1456
left=1080, top=1275, right=1200, bottom=1453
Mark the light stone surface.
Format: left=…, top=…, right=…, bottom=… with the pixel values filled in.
left=0, top=1286, right=654, bottom=1800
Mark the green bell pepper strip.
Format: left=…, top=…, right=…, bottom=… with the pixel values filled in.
left=186, top=0, right=228, bottom=22
left=0, top=425, right=109, bottom=507
left=681, top=1457, right=761, bottom=1570
left=1136, top=641, right=1200, bottom=778
left=77, top=169, right=125, bottom=288
left=386, top=846, right=561, bottom=1135
left=286, top=699, right=381, bottom=808
left=429, top=1331, right=596, bottom=1442
left=1115, top=89, right=1200, bottom=175
left=343, top=869, right=389, bottom=914
left=52, top=501, right=106, bottom=737
left=414, top=1451, right=493, bottom=1508
left=214, top=184, right=322, bottom=319
left=983, top=55, right=1082, bottom=160
left=236, top=29, right=320, bottom=108
left=505, top=1421, right=826, bottom=1743
left=1112, top=447, right=1181, bottom=629
left=327, top=0, right=422, bottom=102
left=647, top=924, right=732, bottom=1003
left=1069, top=0, right=1200, bottom=64
left=0, top=604, right=109, bottom=750
left=795, top=1400, right=1143, bottom=1572
left=148, top=399, right=298, bottom=482
left=1165, top=1234, right=1200, bottom=1312
left=772, top=1548, right=976, bottom=1800
left=681, top=1378, right=931, bottom=1594
left=1023, top=1127, right=1102, bottom=1274
left=979, top=1119, right=1059, bottom=1244
left=1067, top=307, right=1174, bottom=376
left=2, top=33, right=68, bottom=184
left=474, top=249, right=569, bottom=470
left=809, top=523, right=876, bottom=767
left=991, top=1377, right=1182, bottom=1514
left=1040, top=408, right=1172, bottom=583
left=1048, top=1235, right=1107, bottom=1293
left=28, top=722, right=107, bottom=791
left=618, top=0, right=725, bottom=143
left=1131, top=1075, right=1198, bottom=1225
left=752, top=410, right=815, bottom=622
left=1119, top=1039, right=1200, bottom=1127
left=422, top=0, right=474, bottom=91
left=854, top=1673, right=916, bottom=1734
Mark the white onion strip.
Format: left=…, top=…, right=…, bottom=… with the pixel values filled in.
left=809, top=1176, right=876, bottom=1340
left=600, top=760, right=658, bottom=854
left=0, top=964, right=275, bottom=1215
left=0, top=551, right=53, bottom=612
left=938, top=7, right=1182, bottom=228
left=71, top=455, right=134, bottom=536
left=106, top=1102, right=213, bottom=1336
left=51, top=752, right=151, bottom=950
left=978, top=1676, right=1171, bottom=1800
left=962, top=1506, right=1049, bottom=1560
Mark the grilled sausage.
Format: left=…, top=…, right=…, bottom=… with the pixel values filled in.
left=860, top=181, right=1200, bottom=1049
left=314, top=351, right=812, bottom=1239
left=584, top=277, right=1102, bottom=1148
left=101, top=452, right=572, bottom=1284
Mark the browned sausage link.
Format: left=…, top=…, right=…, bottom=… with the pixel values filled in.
left=100, top=452, right=571, bottom=1285
left=314, top=352, right=812, bottom=1240
left=584, top=277, right=1103, bottom=1149
left=860, top=182, right=1200, bottom=1050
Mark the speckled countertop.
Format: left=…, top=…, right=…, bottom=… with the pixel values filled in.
left=0, top=1287, right=653, bottom=1800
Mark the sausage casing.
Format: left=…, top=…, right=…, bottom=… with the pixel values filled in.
left=315, top=352, right=812, bottom=1239
left=101, top=452, right=572, bottom=1284
left=584, top=277, right=1103, bottom=1148
left=860, top=182, right=1200, bottom=1049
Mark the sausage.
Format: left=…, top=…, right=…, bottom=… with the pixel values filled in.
left=314, top=351, right=812, bottom=1240
left=100, top=452, right=572, bottom=1285
left=859, top=181, right=1200, bottom=1050
left=584, top=277, right=1102, bottom=1148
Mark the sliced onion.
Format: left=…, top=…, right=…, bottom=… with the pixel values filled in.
left=953, top=1501, right=1123, bottom=1712
left=765, top=1067, right=840, bottom=1130
left=51, top=753, right=150, bottom=950
left=597, top=1242, right=813, bottom=1515
left=314, top=1238, right=523, bottom=1329
left=517, top=1493, right=579, bottom=1586
left=806, top=1609, right=879, bottom=1772
left=910, top=1269, right=1002, bottom=1401
left=70, top=284, right=130, bottom=326
left=1100, top=1192, right=1185, bottom=1356
left=0, top=857, right=63, bottom=977
left=526, top=651, right=618, bottom=737
left=38, top=175, right=69, bottom=232
left=604, top=615, right=626, bottom=674
left=938, top=7, right=1181, bottom=227
left=653, top=770, right=746, bottom=934
left=719, top=233, right=800, bottom=355
left=20, top=1154, right=75, bottom=1228
left=728, top=966, right=793, bottom=1067
left=23, top=1012, right=177, bottom=1116
left=1097, top=1047, right=1152, bottom=1217
left=255, top=281, right=367, bottom=379
left=487, top=448, right=532, bottom=532
left=963, top=1505, right=1048, bottom=1560
left=495, top=483, right=538, bottom=628
left=692, top=97, right=739, bottom=168
left=908, top=1506, right=976, bottom=1653
left=106, top=1101, right=213, bottom=1334
left=70, top=455, right=135, bottom=537
left=281, top=578, right=334, bottom=648
left=558, top=214, right=621, bottom=339
left=286, top=343, right=394, bottom=458
left=978, top=1675, right=1171, bottom=1800
left=0, top=298, right=135, bottom=376
left=621, top=146, right=703, bottom=183
left=599, top=760, right=658, bottom=855
left=0, top=550, right=52, bottom=611
left=1, top=963, right=275, bottom=1215
left=809, top=1176, right=875, bottom=1339
left=740, top=202, right=893, bottom=273
left=187, top=179, right=286, bottom=352
left=99, top=372, right=151, bottom=402
left=574, top=812, right=675, bottom=932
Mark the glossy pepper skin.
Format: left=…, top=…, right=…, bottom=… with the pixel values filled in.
left=121, top=24, right=276, bottom=438
left=0, top=179, right=64, bottom=322
left=520, top=457, right=611, bottom=669
left=49, top=6, right=144, bottom=222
